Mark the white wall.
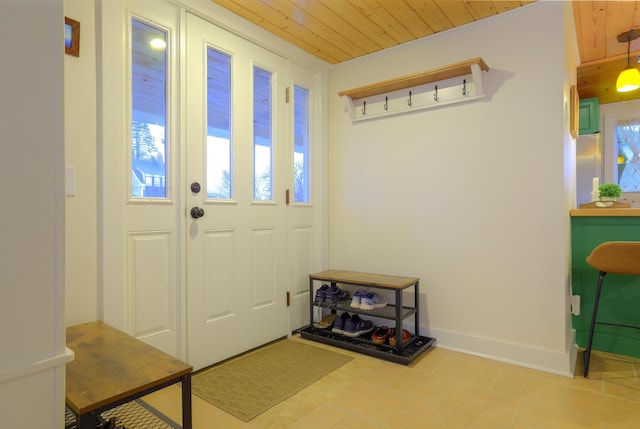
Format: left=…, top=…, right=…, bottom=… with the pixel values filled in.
left=65, top=0, right=99, bottom=326
left=0, top=0, right=72, bottom=426
left=328, top=2, right=577, bottom=374
left=63, top=0, right=579, bottom=374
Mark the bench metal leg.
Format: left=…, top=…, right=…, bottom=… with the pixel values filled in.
left=182, top=374, right=192, bottom=429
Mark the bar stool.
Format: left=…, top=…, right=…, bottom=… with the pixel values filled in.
left=582, top=241, right=640, bottom=377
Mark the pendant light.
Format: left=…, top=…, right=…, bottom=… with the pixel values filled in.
left=616, top=29, right=640, bottom=93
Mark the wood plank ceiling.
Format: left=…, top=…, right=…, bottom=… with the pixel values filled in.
left=211, top=0, right=640, bottom=105
left=574, top=1, right=640, bottom=104
left=212, top=0, right=536, bottom=64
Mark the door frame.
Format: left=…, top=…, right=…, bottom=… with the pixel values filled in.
left=98, top=0, right=329, bottom=363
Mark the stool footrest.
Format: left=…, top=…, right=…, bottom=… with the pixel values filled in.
left=595, top=321, right=640, bottom=330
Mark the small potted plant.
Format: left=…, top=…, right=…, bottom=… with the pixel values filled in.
left=598, top=182, right=623, bottom=201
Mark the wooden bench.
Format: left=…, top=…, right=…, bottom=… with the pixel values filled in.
left=66, top=321, right=192, bottom=429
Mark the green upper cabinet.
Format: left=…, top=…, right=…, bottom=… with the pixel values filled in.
left=579, top=97, right=599, bottom=135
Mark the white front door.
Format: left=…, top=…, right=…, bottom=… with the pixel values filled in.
left=100, top=1, right=324, bottom=370
left=185, top=13, right=288, bottom=370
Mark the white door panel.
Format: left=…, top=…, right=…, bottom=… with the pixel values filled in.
left=100, top=0, right=181, bottom=357
left=288, top=225, right=314, bottom=329
left=186, top=13, right=287, bottom=370
left=287, top=63, right=322, bottom=332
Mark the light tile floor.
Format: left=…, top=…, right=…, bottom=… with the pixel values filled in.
left=143, top=335, right=640, bottom=429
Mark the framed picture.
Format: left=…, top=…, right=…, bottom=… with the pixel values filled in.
left=65, top=17, right=80, bottom=57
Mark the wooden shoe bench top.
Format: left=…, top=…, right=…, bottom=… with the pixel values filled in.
left=309, top=269, right=420, bottom=289
left=300, top=269, right=435, bottom=364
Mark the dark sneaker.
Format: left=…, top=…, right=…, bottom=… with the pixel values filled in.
left=314, top=284, right=330, bottom=303
left=331, top=312, right=351, bottom=334
left=359, top=292, right=388, bottom=310
left=372, top=326, right=391, bottom=344
left=343, top=314, right=374, bottom=337
left=324, top=285, right=350, bottom=303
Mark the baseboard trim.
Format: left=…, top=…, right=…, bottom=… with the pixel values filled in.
left=428, top=327, right=576, bottom=377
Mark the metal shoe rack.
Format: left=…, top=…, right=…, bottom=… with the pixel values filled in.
left=298, top=269, right=435, bottom=365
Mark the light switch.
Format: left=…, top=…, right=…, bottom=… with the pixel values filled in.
left=65, top=166, right=76, bottom=196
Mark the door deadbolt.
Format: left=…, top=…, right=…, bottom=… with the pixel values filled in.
left=190, top=207, right=205, bottom=219
left=190, top=182, right=201, bottom=193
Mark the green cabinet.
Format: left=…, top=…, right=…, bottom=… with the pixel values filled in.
left=572, top=215, right=640, bottom=358
left=578, top=97, right=599, bottom=135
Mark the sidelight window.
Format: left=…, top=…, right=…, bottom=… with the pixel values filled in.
left=253, top=66, right=273, bottom=201
left=206, top=48, right=233, bottom=199
left=130, top=19, right=168, bottom=198
left=293, top=85, right=310, bottom=203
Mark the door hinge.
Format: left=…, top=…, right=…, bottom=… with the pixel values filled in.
left=286, top=291, right=291, bottom=307
left=285, top=86, right=290, bottom=103
left=286, top=188, right=290, bottom=205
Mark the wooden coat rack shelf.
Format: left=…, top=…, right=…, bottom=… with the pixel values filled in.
left=338, top=57, right=489, bottom=121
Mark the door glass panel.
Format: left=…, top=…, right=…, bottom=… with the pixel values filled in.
left=131, top=19, right=167, bottom=198
left=254, top=67, right=273, bottom=201
left=206, top=48, right=232, bottom=199
left=294, top=85, right=310, bottom=203
left=616, top=119, right=640, bottom=192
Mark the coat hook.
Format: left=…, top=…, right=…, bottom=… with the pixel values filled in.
left=384, top=96, right=388, bottom=111
left=362, top=101, right=366, bottom=115
left=408, top=91, right=412, bottom=106
left=462, top=79, right=467, bottom=96
left=434, top=85, right=439, bottom=102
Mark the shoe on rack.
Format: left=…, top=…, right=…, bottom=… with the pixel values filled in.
left=331, top=312, right=351, bottom=334
left=388, top=328, right=411, bottom=347
left=349, top=289, right=368, bottom=308
left=314, top=284, right=330, bottom=303
left=359, top=292, right=388, bottom=310
left=371, top=326, right=391, bottom=344
left=324, top=285, right=350, bottom=303
left=313, top=313, right=337, bottom=329
left=343, top=314, right=374, bottom=337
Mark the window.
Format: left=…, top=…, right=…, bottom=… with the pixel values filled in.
left=293, top=85, right=310, bottom=203
left=131, top=19, right=168, bottom=198
left=253, top=66, right=273, bottom=201
left=602, top=103, right=640, bottom=207
left=206, top=48, right=232, bottom=199
left=615, top=119, right=640, bottom=192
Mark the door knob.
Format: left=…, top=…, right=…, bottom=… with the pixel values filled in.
left=190, top=207, right=205, bottom=219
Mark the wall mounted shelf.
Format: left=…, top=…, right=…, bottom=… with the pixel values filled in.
left=338, top=57, right=489, bottom=122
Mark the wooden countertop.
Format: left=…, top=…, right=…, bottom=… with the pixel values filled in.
left=570, top=208, right=640, bottom=217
